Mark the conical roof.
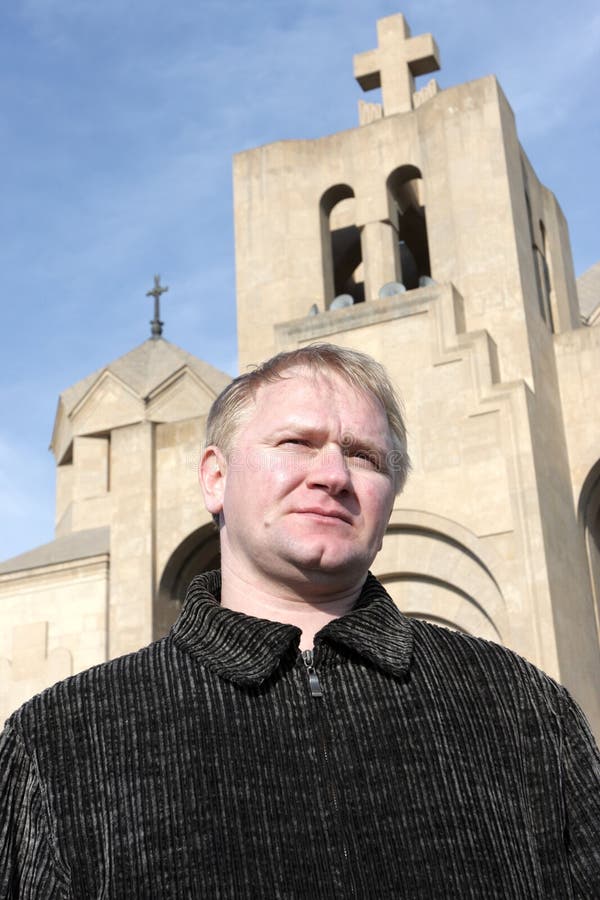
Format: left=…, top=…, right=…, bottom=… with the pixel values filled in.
left=60, top=337, right=231, bottom=413
left=51, top=337, right=232, bottom=463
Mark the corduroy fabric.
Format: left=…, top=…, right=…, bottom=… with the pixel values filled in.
left=1, top=571, right=599, bottom=898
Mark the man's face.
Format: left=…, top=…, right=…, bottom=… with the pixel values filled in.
left=204, top=367, right=396, bottom=592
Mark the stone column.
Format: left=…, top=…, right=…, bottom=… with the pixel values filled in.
left=108, top=421, right=155, bottom=658
left=360, top=220, right=402, bottom=302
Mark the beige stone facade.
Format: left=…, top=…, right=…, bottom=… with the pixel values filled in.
left=1, top=12, right=599, bottom=733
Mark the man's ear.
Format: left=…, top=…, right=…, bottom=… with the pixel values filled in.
left=199, top=446, right=227, bottom=516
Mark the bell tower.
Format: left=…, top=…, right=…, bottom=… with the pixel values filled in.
left=233, top=12, right=600, bottom=732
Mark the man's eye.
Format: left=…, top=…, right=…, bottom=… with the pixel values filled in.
left=351, top=451, right=380, bottom=470
left=279, top=438, right=309, bottom=447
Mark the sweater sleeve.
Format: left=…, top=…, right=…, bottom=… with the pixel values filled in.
left=560, top=692, right=600, bottom=898
left=0, top=722, right=68, bottom=900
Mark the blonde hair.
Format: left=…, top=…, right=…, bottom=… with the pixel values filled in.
left=206, top=343, right=410, bottom=492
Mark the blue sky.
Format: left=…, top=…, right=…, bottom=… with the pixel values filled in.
left=1, top=0, right=599, bottom=560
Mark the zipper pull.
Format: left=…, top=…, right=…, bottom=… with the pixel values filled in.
left=301, top=649, right=323, bottom=698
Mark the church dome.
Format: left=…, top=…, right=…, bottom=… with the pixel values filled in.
left=51, top=338, right=231, bottom=464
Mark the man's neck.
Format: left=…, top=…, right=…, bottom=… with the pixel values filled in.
left=219, top=561, right=364, bottom=651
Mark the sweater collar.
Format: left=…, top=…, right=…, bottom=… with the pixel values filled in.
left=170, top=570, right=413, bottom=686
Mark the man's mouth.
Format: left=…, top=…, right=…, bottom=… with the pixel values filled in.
left=293, top=507, right=352, bottom=524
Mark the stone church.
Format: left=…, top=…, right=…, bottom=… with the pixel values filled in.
left=1, top=13, right=599, bottom=734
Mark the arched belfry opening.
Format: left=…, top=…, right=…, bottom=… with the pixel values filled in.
left=155, top=524, right=221, bottom=640
left=537, top=219, right=554, bottom=330
left=522, top=163, right=555, bottom=331
left=386, top=165, right=431, bottom=290
left=579, top=461, right=600, bottom=637
left=320, top=184, right=365, bottom=306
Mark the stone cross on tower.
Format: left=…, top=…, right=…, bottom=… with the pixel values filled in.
left=146, top=274, right=169, bottom=339
left=354, top=13, right=440, bottom=117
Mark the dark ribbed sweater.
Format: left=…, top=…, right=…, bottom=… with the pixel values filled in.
left=1, top=571, right=599, bottom=898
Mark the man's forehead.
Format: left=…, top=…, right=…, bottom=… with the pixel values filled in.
left=255, top=366, right=336, bottom=400
left=246, top=366, right=391, bottom=437
left=252, top=366, right=363, bottom=410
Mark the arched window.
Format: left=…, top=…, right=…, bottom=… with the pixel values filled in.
left=579, top=461, right=600, bottom=637
left=154, top=524, right=221, bottom=640
left=522, top=166, right=554, bottom=330
left=386, top=165, right=431, bottom=289
left=320, top=184, right=364, bottom=306
left=537, top=220, right=554, bottom=330
left=374, top=511, right=508, bottom=643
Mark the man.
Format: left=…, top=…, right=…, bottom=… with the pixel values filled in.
left=1, top=343, right=599, bottom=898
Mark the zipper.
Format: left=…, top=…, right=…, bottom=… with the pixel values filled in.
left=301, top=649, right=323, bottom=698
left=299, top=648, right=357, bottom=896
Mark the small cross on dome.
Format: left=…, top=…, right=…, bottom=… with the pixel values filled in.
left=146, top=274, right=169, bottom=339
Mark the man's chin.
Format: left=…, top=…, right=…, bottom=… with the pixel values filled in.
left=284, top=547, right=370, bottom=582
left=270, top=529, right=374, bottom=581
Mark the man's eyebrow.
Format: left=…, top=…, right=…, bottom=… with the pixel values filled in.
left=267, top=424, right=391, bottom=459
left=343, top=437, right=391, bottom=464
left=268, top=421, right=325, bottom=437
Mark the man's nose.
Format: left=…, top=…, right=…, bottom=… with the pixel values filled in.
left=306, top=445, right=352, bottom=494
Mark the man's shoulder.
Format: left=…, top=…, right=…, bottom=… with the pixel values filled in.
left=4, top=634, right=176, bottom=749
left=408, top=616, right=567, bottom=713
